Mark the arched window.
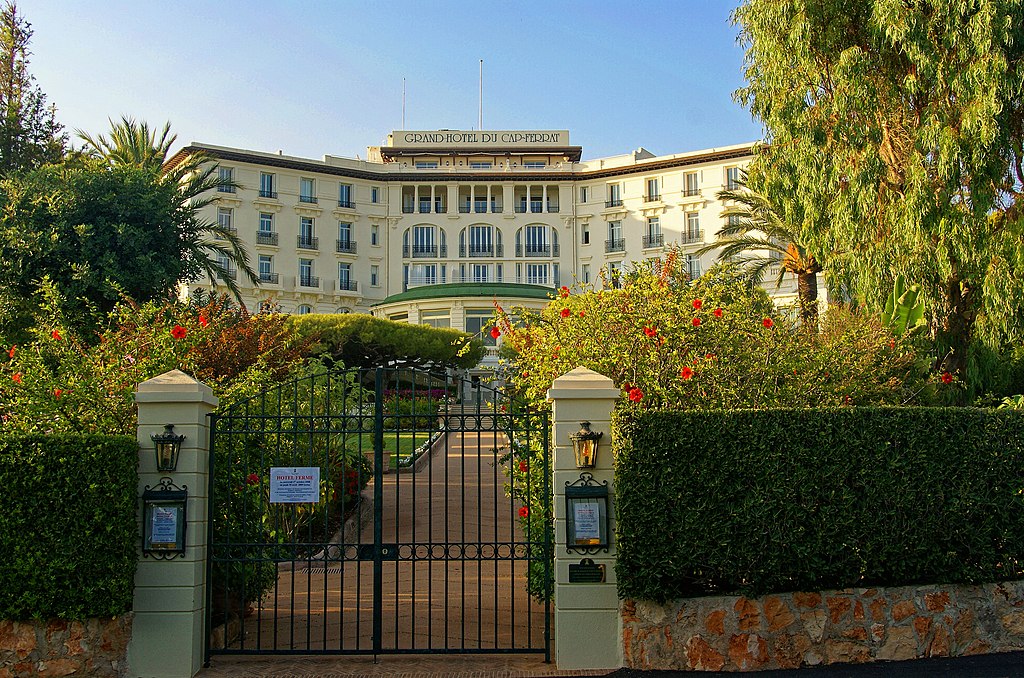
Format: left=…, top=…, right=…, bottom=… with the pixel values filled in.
left=336, top=307, right=351, bottom=314
left=298, top=304, right=312, bottom=315
left=405, top=225, right=446, bottom=257
left=517, top=225, right=553, bottom=257
left=461, top=224, right=497, bottom=257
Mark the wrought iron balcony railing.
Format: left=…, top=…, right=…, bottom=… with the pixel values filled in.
left=297, top=236, right=319, bottom=250
left=336, top=239, right=357, bottom=254
left=605, top=238, right=626, bottom=253
left=256, top=232, right=279, bottom=246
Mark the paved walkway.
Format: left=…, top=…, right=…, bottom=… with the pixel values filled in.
left=203, top=429, right=555, bottom=675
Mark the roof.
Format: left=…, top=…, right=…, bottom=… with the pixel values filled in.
left=378, top=145, right=584, bottom=162
left=374, top=283, right=556, bottom=307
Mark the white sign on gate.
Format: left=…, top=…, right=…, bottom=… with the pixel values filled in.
left=269, top=467, right=320, bottom=504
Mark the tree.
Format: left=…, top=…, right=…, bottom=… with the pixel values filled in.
left=0, top=2, right=65, bottom=173
left=733, top=0, right=1024, bottom=397
left=77, top=117, right=258, bottom=300
left=698, top=172, right=823, bottom=326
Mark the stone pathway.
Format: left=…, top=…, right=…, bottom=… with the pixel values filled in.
left=202, top=429, right=557, bottom=675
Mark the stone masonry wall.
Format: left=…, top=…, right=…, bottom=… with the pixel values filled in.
left=622, top=581, right=1024, bottom=671
left=0, top=615, right=132, bottom=678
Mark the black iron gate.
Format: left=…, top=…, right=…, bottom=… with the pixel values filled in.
left=205, top=366, right=550, bottom=661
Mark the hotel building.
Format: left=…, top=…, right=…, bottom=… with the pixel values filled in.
left=171, top=130, right=801, bottom=367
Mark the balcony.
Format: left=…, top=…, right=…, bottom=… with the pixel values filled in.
left=221, top=267, right=237, bottom=280
left=680, top=230, right=704, bottom=245
left=259, top=272, right=279, bottom=284
left=403, top=244, right=446, bottom=258
left=403, top=205, right=415, bottom=214
left=642, top=233, right=664, bottom=248
left=418, top=202, right=431, bottom=213
left=336, top=239, right=357, bottom=254
left=605, top=199, right=623, bottom=208
left=217, top=186, right=236, bottom=194
left=460, top=203, right=502, bottom=214
left=459, top=244, right=503, bottom=257
left=299, top=195, right=318, bottom=204
left=547, top=204, right=560, bottom=213
left=256, top=231, right=279, bottom=246
left=515, top=243, right=559, bottom=257
left=606, top=238, right=626, bottom=253
left=514, top=202, right=545, bottom=214
left=338, top=199, right=354, bottom=209
left=258, top=189, right=277, bottom=199
left=298, top=275, right=320, bottom=288
left=335, top=279, right=358, bottom=292
left=644, top=194, right=661, bottom=203
left=214, top=226, right=237, bottom=240
left=682, top=188, right=701, bottom=197
left=297, top=236, right=319, bottom=250
left=685, top=262, right=702, bottom=279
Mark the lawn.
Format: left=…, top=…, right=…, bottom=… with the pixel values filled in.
left=342, top=431, right=440, bottom=468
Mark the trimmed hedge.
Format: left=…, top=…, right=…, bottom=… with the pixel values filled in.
left=0, top=434, right=138, bottom=619
left=614, top=408, right=1024, bottom=603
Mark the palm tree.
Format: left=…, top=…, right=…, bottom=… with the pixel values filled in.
left=77, top=117, right=258, bottom=301
left=697, top=174, right=823, bottom=326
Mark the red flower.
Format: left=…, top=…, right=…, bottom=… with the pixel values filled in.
left=51, top=330, right=61, bottom=340
left=518, top=460, right=528, bottom=473
left=692, top=298, right=703, bottom=310
left=692, top=317, right=702, bottom=328
left=559, top=285, right=570, bottom=298
left=246, top=473, right=259, bottom=486
left=11, top=372, right=21, bottom=383
left=713, top=307, right=723, bottom=318
left=762, top=317, right=774, bottom=329
left=518, top=506, right=529, bottom=518
left=680, top=366, right=694, bottom=380
left=171, top=324, right=187, bottom=339
left=628, top=387, right=644, bottom=402
left=643, top=326, right=657, bottom=337
left=53, top=388, right=62, bottom=399
left=941, top=371, right=953, bottom=384
left=198, top=313, right=210, bottom=328
left=844, top=395, right=852, bottom=406
left=705, top=353, right=716, bottom=360
left=6, top=345, right=14, bottom=359
left=578, top=311, right=585, bottom=318
left=560, top=308, right=571, bottom=318
left=889, top=338, right=896, bottom=349
left=490, top=326, right=501, bottom=339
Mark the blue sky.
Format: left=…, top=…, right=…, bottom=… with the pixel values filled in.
left=21, top=0, right=763, bottom=161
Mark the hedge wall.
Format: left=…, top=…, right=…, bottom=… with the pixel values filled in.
left=614, top=408, right=1024, bottom=603
left=0, top=434, right=138, bottom=619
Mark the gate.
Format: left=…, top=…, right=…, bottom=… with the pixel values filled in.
left=205, top=366, right=551, bottom=661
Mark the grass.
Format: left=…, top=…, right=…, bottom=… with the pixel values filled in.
left=342, top=431, right=439, bottom=467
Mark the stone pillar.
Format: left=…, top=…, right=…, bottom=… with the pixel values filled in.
left=547, top=367, right=622, bottom=670
left=128, top=370, right=218, bottom=678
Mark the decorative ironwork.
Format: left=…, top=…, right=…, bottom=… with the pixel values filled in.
left=564, top=473, right=611, bottom=555
left=142, top=477, right=188, bottom=560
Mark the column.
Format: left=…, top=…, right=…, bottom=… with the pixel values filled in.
left=547, top=367, right=622, bottom=670
left=128, top=370, right=218, bottom=678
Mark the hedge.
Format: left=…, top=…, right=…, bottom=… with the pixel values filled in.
left=0, top=434, right=138, bottom=619
left=614, top=408, right=1024, bottom=603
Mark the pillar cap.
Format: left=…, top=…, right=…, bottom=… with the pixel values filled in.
left=547, top=366, right=620, bottom=401
left=135, top=369, right=218, bottom=406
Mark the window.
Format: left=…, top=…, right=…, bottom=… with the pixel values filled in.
left=259, top=172, right=276, bottom=198
left=727, top=214, right=741, bottom=227
left=686, top=212, right=701, bottom=243
left=217, top=167, right=234, bottom=192
left=415, top=161, right=439, bottom=169
left=389, top=312, right=409, bottom=322
left=606, top=183, right=622, bottom=207
left=299, top=259, right=315, bottom=286
left=685, top=254, right=702, bottom=279
left=216, top=252, right=231, bottom=272
left=338, top=262, right=352, bottom=289
left=258, top=255, right=275, bottom=283
left=579, top=186, right=589, bottom=203
left=259, top=212, right=274, bottom=233
left=468, top=225, right=492, bottom=255
left=524, top=225, right=547, bottom=255
left=370, top=265, right=379, bottom=286
left=524, top=161, right=546, bottom=169
left=470, top=162, right=492, bottom=169
left=217, top=207, right=233, bottom=232
left=338, top=221, right=352, bottom=245
left=581, top=225, right=590, bottom=245
left=371, top=224, right=379, bottom=246
left=608, top=261, right=621, bottom=287
left=411, top=263, right=437, bottom=286
left=420, top=309, right=450, bottom=328
left=472, top=264, right=489, bottom=282
left=526, top=263, right=548, bottom=285
left=300, top=178, right=316, bottom=203
left=297, top=305, right=312, bottom=315
left=685, top=172, right=699, bottom=196
left=607, top=221, right=624, bottom=252
left=412, top=225, right=435, bottom=256
left=646, top=178, right=660, bottom=201
left=645, top=217, right=663, bottom=248
left=465, top=309, right=497, bottom=346
left=299, top=217, right=316, bottom=249
left=371, top=187, right=380, bottom=203
left=339, top=183, right=353, bottom=208
left=726, top=167, right=742, bottom=190
left=581, top=263, right=591, bottom=284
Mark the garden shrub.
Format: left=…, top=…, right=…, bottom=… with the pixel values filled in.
left=0, top=434, right=137, bottom=619
left=614, top=407, right=1024, bottom=603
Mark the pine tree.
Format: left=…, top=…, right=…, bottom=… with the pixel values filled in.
left=0, top=1, right=65, bottom=174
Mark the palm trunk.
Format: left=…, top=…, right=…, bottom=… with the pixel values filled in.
left=797, top=271, right=819, bottom=329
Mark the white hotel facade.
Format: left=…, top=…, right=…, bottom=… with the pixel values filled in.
left=172, top=130, right=799, bottom=358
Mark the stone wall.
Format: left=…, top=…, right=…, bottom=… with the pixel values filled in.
left=622, top=581, right=1024, bottom=671
left=0, top=615, right=132, bottom=678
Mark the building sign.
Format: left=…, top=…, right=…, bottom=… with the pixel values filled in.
left=390, top=130, right=569, bottom=148
left=269, top=467, right=321, bottom=504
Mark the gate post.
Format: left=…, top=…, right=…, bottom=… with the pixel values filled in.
left=547, top=367, right=622, bottom=670
left=128, top=369, right=218, bottom=678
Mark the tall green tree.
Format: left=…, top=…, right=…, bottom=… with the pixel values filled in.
left=698, top=173, right=824, bottom=326
left=0, top=1, right=65, bottom=173
left=78, top=117, right=258, bottom=300
left=733, top=0, right=1024, bottom=396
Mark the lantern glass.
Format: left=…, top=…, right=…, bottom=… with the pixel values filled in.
left=570, top=421, right=603, bottom=469
left=151, top=424, right=185, bottom=472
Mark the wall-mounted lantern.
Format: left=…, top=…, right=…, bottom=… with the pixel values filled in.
left=142, top=478, right=187, bottom=558
left=570, top=421, right=603, bottom=469
left=151, top=423, right=185, bottom=472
